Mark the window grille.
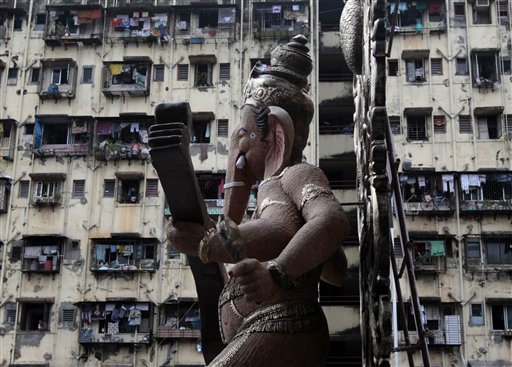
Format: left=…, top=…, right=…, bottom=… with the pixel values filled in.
left=498, top=1, right=509, bottom=17
left=389, top=116, right=401, bottom=134
left=388, top=59, right=399, bottom=76
left=219, top=63, right=230, bottom=81
left=431, top=58, right=443, bottom=75
left=465, top=238, right=481, bottom=258
left=454, top=3, right=466, bottom=18
left=177, top=64, right=188, bottom=81
left=217, top=119, right=229, bottom=137
left=407, top=115, right=427, bottom=140
left=505, top=114, right=512, bottom=134
left=459, top=115, right=472, bottom=134
left=145, top=179, right=159, bottom=197
left=30, top=68, right=40, bottom=84
left=103, top=179, right=115, bottom=198
left=60, top=307, right=76, bottom=324
left=7, top=68, right=18, bottom=85
left=72, top=180, right=85, bottom=199
left=405, top=59, right=425, bottom=82
left=5, top=304, right=16, bottom=325
left=19, top=180, right=30, bottom=198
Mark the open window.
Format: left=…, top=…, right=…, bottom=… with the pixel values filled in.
left=406, top=114, right=428, bottom=141
left=491, top=304, right=512, bottom=330
left=91, top=237, right=157, bottom=272
left=18, top=299, right=53, bottom=331
left=485, top=237, right=512, bottom=265
left=472, top=50, right=500, bottom=88
left=115, top=172, right=143, bottom=204
left=460, top=173, right=512, bottom=212
left=29, top=173, right=65, bottom=207
left=474, top=108, right=503, bottom=139
left=192, top=112, right=214, bottom=144
left=102, top=59, right=152, bottom=97
left=405, top=58, right=426, bottom=82
left=189, top=55, right=216, bottom=88
left=34, top=116, right=91, bottom=156
left=39, top=59, right=77, bottom=98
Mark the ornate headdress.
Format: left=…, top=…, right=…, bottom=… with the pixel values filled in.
left=244, top=35, right=314, bottom=164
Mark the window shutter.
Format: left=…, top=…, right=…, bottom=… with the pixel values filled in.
left=431, top=58, right=443, bottom=75
left=103, top=179, right=115, bottom=198
left=72, top=180, right=85, bottom=199
left=10, top=241, right=23, bottom=261
left=394, top=238, right=404, bottom=257
left=466, top=238, right=481, bottom=258
left=177, top=64, right=189, bottom=81
left=505, top=114, right=512, bottom=134
left=459, top=115, right=472, bottom=134
left=82, top=66, right=93, bottom=83
left=406, top=60, right=415, bottom=81
left=444, top=315, right=461, bottom=345
left=219, top=63, right=230, bottom=80
left=145, top=179, right=159, bottom=197
left=60, top=307, right=76, bottom=325
left=217, top=119, right=229, bottom=137
left=389, top=116, right=401, bottom=134
left=388, top=59, right=399, bottom=76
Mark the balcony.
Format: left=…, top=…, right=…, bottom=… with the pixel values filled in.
left=252, top=3, right=307, bottom=40
left=155, top=327, right=201, bottom=339
left=44, top=5, right=104, bottom=47
left=102, top=60, right=151, bottom=97
left=401, top=174, right=455, bottom=216
left=459, top=173, right=512, bottom=215
left=90, top=239, right=158, bottom=273
left=38, top=60, right=78, bottom=100
left=107, top=0, right=156, bottom=8
left=34, top=116, right=91, bottom=157
left=79, top=301, right=152, bottom=345
left=20, top=236, right=65, bottom=275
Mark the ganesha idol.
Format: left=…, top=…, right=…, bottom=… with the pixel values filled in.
left=149, top=35, right=349, bottom=367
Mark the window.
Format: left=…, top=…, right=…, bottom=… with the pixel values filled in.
left=195, top=64, right=214, bottom=87
left=198, top=9, right=219, bottom=28
left=7, top=68, right=18, bottom=85
left=29, top=67, right=41, bottom=84
left=103, top=179, right=115, bottom=198
left=34, top=13, right=46, bottom=32
left=407, top=115, right=427, bottom=141
left=433, top=115, right=446, bottom=134
left=33, top=179, right=62, bottom=204
left=168, top=244, right=181, bottom=259
left=486, top=239, right=512, bottom=264
left=389, top=116, right=401, bottom=134
left=4, top=303, right=16, bottom=326
left=253, top=4, right=295, bottom=32
left=153, top=65, right=164, bottom=82
left=175, top=10, right=190, bottom=30
left=473, top=52, right=499, bottom=86
left=192, top=120, right=211, bottom=144
left=217, top=119, right=229, bottom=137
left=177, top=64, right=188, bottom=81
left=431, top=58, right=443, bottom=75
left=92, top=239, right=157, bottom=271
left=19, top=301, right=52, bottom=331
left=501, top=57, right=511, bottom=75
left=456, top=58, right=469, bottom=75
left=476, top=115, right=501, bottom=139
left=491, top=305, right=512, bottom=330
left=51, top=67, right=69, bottom=85
left=466, top=238, right=481, bottom=259
left=82, top=66, right=94, bottom=84
left=219, top=63, right=230, bottom=81
left=59, top=306, right=76, bottom=327
left=505, top=114, right=512, bottom=134
left=470, top=303, right=484, bottom=325
left=117, top=178, right=141, bottom=204
left=454, top=3, right=466, bottom=18
left=405, top=59, right=425, bottom=82
left=13, top=15, right=23, bottom=31
left=72, top=180, right=85, bottom=199
left=197, top=174, right=224, bottom=199
left=459, top=115, right=472, bottom=134
left=388, top=59, right=399, bottom=76
left=19, top=180, right=30, bottom=198
left=145, top=179, right=159, bottom=197
left=473, top=4, right=491, bottom=24
left=498, top=0, right=509, bottom=17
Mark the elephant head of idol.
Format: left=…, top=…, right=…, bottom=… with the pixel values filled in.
left=223, top=35, right=314, bottom=224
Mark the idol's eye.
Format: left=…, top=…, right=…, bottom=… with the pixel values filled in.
left=250, top=132, right=256, bottom=139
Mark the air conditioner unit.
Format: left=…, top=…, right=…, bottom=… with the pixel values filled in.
left=475, top=0, right=489, bottom=7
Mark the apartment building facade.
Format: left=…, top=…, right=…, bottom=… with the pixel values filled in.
left=1, top=0, right=511, bottom=366
left=0, top=1, right=362, bottom=366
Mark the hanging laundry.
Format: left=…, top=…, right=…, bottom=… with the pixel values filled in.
left=109, top=64, right=123, bottom=76
left=478, top=174, right=487, bottom=184
left=442, top=174, right=454, bottom=193
left=468, top=174, right=480, bottom=187
left=112, top=18, right=122, bottom=27
left=96, top=245, right=106, bottom=262
left=72, top=120, right=88, bottom=134
left=89, top=9, right=102, bottom=20
left=129, top=18, right=138, bottom=27
left=107, top=322, right=119, bottom=334
left=97, top=121, right=112, bottom=135
left=130, top=122, right=140, bottom=133
left=418, top=176, right=426, bottom=188
left=34, top=119, right=43, bottom=149
left=139, top=129, right=148, bottom=143
left=460, top=174, right=470, bottom=193
left=128, top=308, right=142, bottom=326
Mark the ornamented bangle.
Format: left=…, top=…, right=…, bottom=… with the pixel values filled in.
left=199, top=228, right=217, bottom=264
left=266, top=260, right=304, bottom=289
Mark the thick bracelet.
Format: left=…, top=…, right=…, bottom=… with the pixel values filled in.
left=199, top=228, right=217, bottom=264
left=266, top=260, right=304, bottom=289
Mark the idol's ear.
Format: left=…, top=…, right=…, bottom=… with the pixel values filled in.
left=264, top=106, right=294, bottom=178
